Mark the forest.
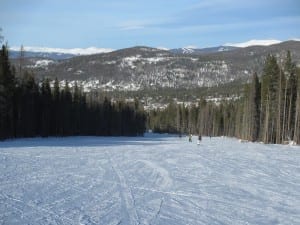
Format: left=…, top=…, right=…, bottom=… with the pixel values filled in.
left=1, top=42, right=300, bottom=145
left=148, top=51, right=300, bottom=145
left=0, top=45, right=146, bottom=140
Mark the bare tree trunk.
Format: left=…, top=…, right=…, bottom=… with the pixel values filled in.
left=276, top=68, right=283, bottom=144
left=282, top=80, right=288, bottom=142
left=294, top=87, right=300, bottom=144
left=287, top=87, right=293, bottom=140
left=263, top=94, right=270, bottom=143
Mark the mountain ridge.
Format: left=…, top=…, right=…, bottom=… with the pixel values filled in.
left=10, top=40, right=300, bottom=93
left=10, top=39, right=299, bottom=60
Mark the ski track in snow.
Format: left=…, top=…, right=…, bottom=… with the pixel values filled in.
left=105, top=150, right=140, bottom=225
left=0, top=135, right=300, bottom=225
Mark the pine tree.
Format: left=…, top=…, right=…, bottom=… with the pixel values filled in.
left=102, top=97, right=111, bottom=136
left=0, top=28, right=3, bottom=44
left=73, top=81, right=81, bottom=135
left=40, top=79, right=52, bottom=137
left=241, top=83, right=250, bottom=140
left=293, top=67, right=300, bottom=144
left=19, top=45, right=25, bottom=76
left=51, top=78, right=60, bottom=135
left=19, top=71, right=39, bottom=137
left=284, top=51, right=297, bottom=141
left=61, top=81, right=72, bottom=136
left=0, top=45, right=16, bottom=139
left=248, top=72, right=261, bottom=141
left=176, top=103, right=182, bottom=135
left=260, top=55, right=280, bottom=143
left=275, top=65, right=285, bottom=143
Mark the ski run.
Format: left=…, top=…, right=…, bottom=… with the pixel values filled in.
left=0, top=134, right=300, bottom=225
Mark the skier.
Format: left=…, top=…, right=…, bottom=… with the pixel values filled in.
left=197, top=134, right=202, bottom=145
left=188, top=134, right=192, bottom=142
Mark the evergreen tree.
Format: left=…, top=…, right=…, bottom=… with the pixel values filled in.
left=260, top=55, right=280, bottom=143
left=0, top=28, right=3, bottom=44
left=102, top=97, right=112, bottom=136
left=61, top=81, right=72, bottom=136
left=40, top=79, right=52, bottom=137
left=72, top=81, right=81, bottom=135
left=284, top=51, right=297, bottom=141
left=248, top=72, right=261, bottom=141
left=51, top=78, right=60, bottom=135
left=18, top=71, right=39, bottom=137
left=0, top=45, right=16, bottom=139
left=293, top=67, right=300, bottom=144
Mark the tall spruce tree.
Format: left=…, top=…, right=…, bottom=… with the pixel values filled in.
left=284, top=51, right=297, bottom=141
left=293, top=67, right=300, bottom=144
left=52, top=78, right=60, bottom=135
left=260, top=55, right=280, bottom=143
left=0, top=45, right=16, bottom=139
left=248, top=72, right=261, bottom=141
left=40, top=79, right=52, bottom=137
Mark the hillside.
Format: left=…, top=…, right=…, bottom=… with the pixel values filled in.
left=10, top=41, right=300, bottom=93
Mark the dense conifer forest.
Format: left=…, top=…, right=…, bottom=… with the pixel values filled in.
left=148, top=51, right=300, bottom=145
left=0, top=45, right=146, bottom=140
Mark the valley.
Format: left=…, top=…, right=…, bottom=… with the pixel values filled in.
left=10, top=41, right=300, bottom=103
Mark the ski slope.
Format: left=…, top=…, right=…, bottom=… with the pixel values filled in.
left=0, top=135, right=299, bottom=225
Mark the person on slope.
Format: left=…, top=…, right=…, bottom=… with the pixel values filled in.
left=197, top=134, right=202, bottom=145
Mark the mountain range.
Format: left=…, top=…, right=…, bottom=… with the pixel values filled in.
left=10, top=39, right=289, bottom=59
left=9, top=40, right=300, bottom=94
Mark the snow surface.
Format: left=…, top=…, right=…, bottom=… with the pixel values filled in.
left=0, top=135, right=300, bottom=225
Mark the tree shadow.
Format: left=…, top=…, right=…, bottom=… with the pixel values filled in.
left=0, top=133, right=175, bottom=148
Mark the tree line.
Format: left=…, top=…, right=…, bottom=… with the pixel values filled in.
left=0, top=45, right=146, bottom=140
left=148, top=51, right=300, bottom=145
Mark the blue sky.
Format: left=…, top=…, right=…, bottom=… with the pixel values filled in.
left=1, top=0, right=300, bottom=49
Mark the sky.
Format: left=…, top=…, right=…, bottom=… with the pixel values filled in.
left=1, top=0, right=300, bottom=49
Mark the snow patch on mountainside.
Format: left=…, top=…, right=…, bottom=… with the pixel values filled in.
left=224, top=39, right=282, bottom=47
left=27, top=59, right=55, bottom=68
left=156, top=46, right=169, bottom=51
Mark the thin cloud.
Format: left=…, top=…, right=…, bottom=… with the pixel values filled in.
left=157, top=16, right=300, bottom=33
left=120, top=25, right=145, bottom=31
left=186, top=0, right=269, bottom=11
left=117, top=17, right=177, bottom=31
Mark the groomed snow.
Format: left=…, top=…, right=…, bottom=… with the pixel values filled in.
left=0, top=135, right=299, bottom=225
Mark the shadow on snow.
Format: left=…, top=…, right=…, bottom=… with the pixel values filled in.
left=0, top=133, right=177, bottom=148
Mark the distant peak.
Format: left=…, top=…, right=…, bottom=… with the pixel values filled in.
left=156, top=46, right=169, bottom=51
left=224, top=39, right=282, bottom=48
left=10, top=46, right=114, bottom=55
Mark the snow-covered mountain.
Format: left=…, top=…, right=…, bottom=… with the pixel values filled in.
left=9, top=46, right=114, bottom=60
left=170, top=39, right=294, bottom=55
left=9, top=39, right=299, bottom=59
left=224, top=39, right=282, bottom=48
left=10, top=41, right=300, bottom=93
left=170, top=46, right=238, bottom=55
